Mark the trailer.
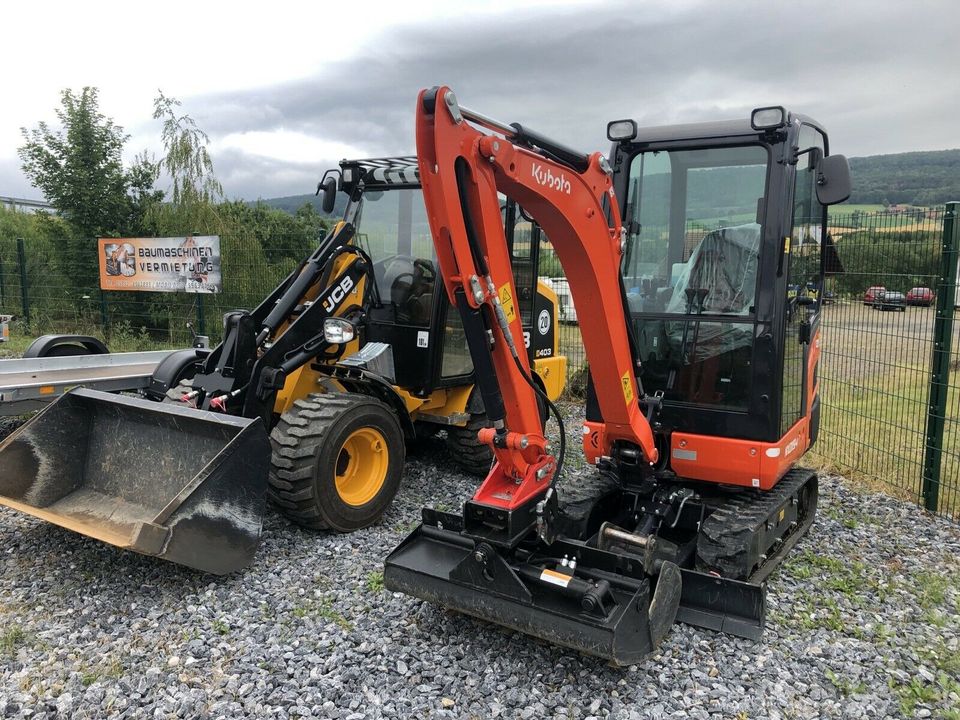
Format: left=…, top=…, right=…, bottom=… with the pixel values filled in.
left=0, top=349, right=177, bottom=415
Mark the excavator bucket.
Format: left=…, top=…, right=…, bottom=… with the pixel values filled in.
left=0, top=388, right=270, bottom=574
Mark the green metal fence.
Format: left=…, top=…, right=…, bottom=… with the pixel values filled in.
left=1, top=206, right=959, bottom=519
left=0, top=232, right=312, bottom=350
left=811, top=204, right=959, bottom=520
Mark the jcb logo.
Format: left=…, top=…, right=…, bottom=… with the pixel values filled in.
left=531, top=162, right=571, bottom=194
left=323, top=275, right=355, bottom=313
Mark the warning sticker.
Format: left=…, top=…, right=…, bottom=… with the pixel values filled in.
left=540, top=569, right=571, bottom=588
left=783, top=236, right=792, bottom=254
left=498, top=283, right=517, bottom=323
left=621, top=371, right=635, bottom=405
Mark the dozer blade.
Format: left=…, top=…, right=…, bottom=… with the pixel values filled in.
left=384, top=510, right=684, bottom=666
left=0, top=388, right=270, bottom=575
left=385, top=510, right=767, bottom=662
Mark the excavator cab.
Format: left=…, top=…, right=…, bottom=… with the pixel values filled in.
left=385, top=90, right=850, bottom=664
left=608, top=111, right=844, bottom=480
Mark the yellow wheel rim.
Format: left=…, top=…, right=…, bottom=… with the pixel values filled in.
left=334, top=427, right=389, bottom=507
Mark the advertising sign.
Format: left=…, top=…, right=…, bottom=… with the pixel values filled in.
left=98, top=236, right=221, bottom=293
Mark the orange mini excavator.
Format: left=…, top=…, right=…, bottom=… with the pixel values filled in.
left=384, top=86, right=850, bottom=663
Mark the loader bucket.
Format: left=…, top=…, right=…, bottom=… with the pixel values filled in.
left=0, top=388, right=270, bottom=575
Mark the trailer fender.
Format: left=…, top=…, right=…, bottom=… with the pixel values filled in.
left=24, top=335, right=109, bottom=358
left=145, top=348, right=206, bottom=400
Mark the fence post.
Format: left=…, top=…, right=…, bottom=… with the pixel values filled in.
left=0, top=251, right=6, bottom=307
left=922, top=202, right=959, bottom=512
left=16, top=238, right=29, bottom=325
left=196, top=293, right=206, bottom=336
left=99, top=289, right=109, bottom=335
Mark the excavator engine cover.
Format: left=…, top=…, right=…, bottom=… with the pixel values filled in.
left=0, top=388, right=270, bottom=574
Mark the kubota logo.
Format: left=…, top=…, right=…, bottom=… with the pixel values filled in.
left=531, top=163, right=571, bottom=194
left=323, top=275, right=355, bottom=313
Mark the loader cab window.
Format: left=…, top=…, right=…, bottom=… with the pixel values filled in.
left=623, top=145, right=769, bottom=409
left=355, top=188, right=437, bottom=327
left=505, top=202, right=542, bottom=325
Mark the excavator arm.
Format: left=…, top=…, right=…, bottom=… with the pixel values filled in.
left=416, top=86, right=657, bottom=521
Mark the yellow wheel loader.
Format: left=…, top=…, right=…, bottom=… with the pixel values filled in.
left=0, top=156, right=565, bottom=574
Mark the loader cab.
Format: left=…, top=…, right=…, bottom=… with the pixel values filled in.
left=335, top=157, right=561, bottom=397
left=607, top=109, right=849, bottom=461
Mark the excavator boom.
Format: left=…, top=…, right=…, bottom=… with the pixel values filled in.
left=415, top=86, right=657, bottom=526
left=385, top=87, right=693, bottom=661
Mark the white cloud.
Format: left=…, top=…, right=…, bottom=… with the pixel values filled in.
left=2, top=0, right=957, bottom=201
left=215, top=130, right=365, bottom=166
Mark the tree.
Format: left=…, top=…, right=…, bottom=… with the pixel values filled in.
left=19, top=87, right=155, bottom=240
left=143, top=92, right=226, bottom=240
left=18, top=87, right=161, bottom=291
left=152, top=91, right=223, bottom=206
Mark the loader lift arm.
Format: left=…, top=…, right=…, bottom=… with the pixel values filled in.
left=416, top=86, right=657, bottom=543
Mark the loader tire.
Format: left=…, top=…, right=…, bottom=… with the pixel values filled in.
left=445, top=414, right=494, bottom=477
left=268, top=393, right=404, bottom=532
left=444, top=388, right=549, bottom=477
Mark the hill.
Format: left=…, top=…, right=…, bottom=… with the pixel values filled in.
left=848, top=149, right=960, bottom=206
left=250, top=149, right=960, bottom=214
left=246, top=192, right=348, bottom=217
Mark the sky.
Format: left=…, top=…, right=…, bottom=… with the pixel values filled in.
left=1, top=0, right=957, bottom=202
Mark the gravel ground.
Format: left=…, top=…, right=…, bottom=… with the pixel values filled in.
left=1, top=407, right=959, bottom=720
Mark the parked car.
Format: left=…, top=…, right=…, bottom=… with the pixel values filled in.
left=864, top=286, right=886, bottom=305
left=873, top=290, right=906, bottom=312
left=906, top=286, right=935, bottom=306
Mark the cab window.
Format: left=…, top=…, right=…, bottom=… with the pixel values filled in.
left=623, top=145, right=769, bottom=409
left=355, top=188, right=437, bottom=327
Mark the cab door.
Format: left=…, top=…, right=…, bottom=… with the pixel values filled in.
left=781, top=125, right=827, bottom=436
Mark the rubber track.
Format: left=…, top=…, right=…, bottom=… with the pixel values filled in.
left=445, top=414, right=493, bottom=477
left=696, top=467, right=817, bottom=582
left=267, top=393, right=387, bottom=530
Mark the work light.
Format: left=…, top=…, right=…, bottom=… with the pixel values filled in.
left=607, top=119, right=638, bottom=142
left=751, top=106, right=787, bottom=130
left=323, top=317, right=356, bottom=344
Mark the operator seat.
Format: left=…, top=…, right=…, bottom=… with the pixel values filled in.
left=382, top=256, right=435, bottom=325
left=666, top=223, right=761, bottom=316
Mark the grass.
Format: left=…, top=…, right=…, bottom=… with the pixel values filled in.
left=825, top=668, right=867, bottom=697
left=291, top=597, right=352, bottom=631
left=0, top=625, right=28, bottom=655
left=892, top=633, right=960, bottom=715
left=365, top=571, right=385, bottom=593
left=781, top=547, right=960, bottom=715
left=0, top=320, right=173, bottom=357
left=830, top=203, right=886, bottom=216
left=80, top=660, right=124, bottom=687
left=809, top=302, right=960, bottom=519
